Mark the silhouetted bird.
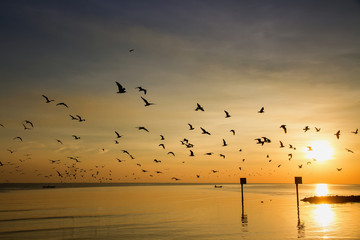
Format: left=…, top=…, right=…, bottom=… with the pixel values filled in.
left=211, top=170, right=218, bottom=173
left=153, top=159, right=162, bottom=163
left=219, top=154, right=225, bottom=159
left=141, top=97, right=155, bottom=106
left=129, top=49, right=134, bottom=52
left=160, top=135, right=165, bottom=140
left=159, top=144, right=165, bottom=149
left=200, top=127, right=211, bottom=135
left=42, top=95, right=54, bottom=103
left=196, top=175, right=200, bottom=178
left=13, top=136, right=23, bottom=141
left=205, top=152, right=213, bottom=155
left=279, top=141, right=285, bottom=148
left=168, top=151, right=175, bottom=156
left=230, top=129, right=235, bottom=135
left=303, top=126, right=310, bottom=132
left=298, top=164, right=303, bottom=168
left=336, top=168, right=342, bottom=171
left=278, top=164, right=281, bottom=167
left=116, top=82, right=126, bottom=93
left=22, top=124, right=30, bottom=130
left=70, top=115, right=78, bottom=120
left=76, top=115, right=85, bottom=122
left=351, top=128, right=358, bottom=134
left=72, top=135, right=80, bottom=140
left=57, top=102, right=69, bottom=108
left=280, top=125, right=287, bottom=133
left=24, top=120, right=34, bottom=128
left=222, top=139, right=227, bottom=147
left=137, top=126, right=149, bottom=132
left=307, top=146, right=313, bottom=151
left=115, top=131, right=123, bottom=138
left=0, top=124, right=4, bottom=128
left=171, top=177, right=180, bottom=181
left=7, top=149, right=14, bottom=154
left=224, top=110, right=231, bottom=118
left=334, top=130, right=340, bottom=139
left=188, top=123, right=194, bottom=130
left=136, top=86, right=147, bottom=95
left=345, top=148, right=354, bottom=153
left=315, top=127, right=321, bottom=132
left=258, top=107, right=264, bottom=113
left=288, top=153, right=293, bottom=160
left=255, top=138, right=264, bottom=146
left=195, top=103, right=204, bottom=111
left=189, top=150, right=194, bottom=156
left=56, top=139, right=63, bottom=144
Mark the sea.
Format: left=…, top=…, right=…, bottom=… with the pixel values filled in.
left=0, top=183, right=360, bottom=240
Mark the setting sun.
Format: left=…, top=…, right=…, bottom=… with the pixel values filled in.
left=304, top=140, right=334, bottom=163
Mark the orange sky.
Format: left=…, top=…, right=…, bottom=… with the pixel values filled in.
left=0, top=1, right=359, bottom=184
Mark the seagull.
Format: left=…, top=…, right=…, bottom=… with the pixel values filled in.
left=24, top=120, right=34, bottom=128
left=137, top=127, right=149, bottom=132
left=230, top=129, right=235, bottom=135
left=13, top=136, right=23, bottom=141
left=116, top=158, right=125, bottom=163
left=168, top=151, right=175, bottom=156
left=258, top=107, right=264, bottom=113
left=307, top=161, right=312, bottom=165
left=160, top=135, right=165, bottom=140
left=334, top=130, right=340, bottom=139
left=219, top=154, right=225, bottom=159
left=189, top=150, right=194, bottom=156
left=56, top=102, right=69, bottom=108
left=205, top=152, right=213, bottom=155
left=171, top=177, right=180, bottom=181
left=56, top=139, right=63, bottom=144
left=153, top=159, right=162, bottom=163
left=315, top=127, right=321, bottom=132
left=279, top=141, right=285, bottom=148
left=224, top=110, right=231, bottom=118
left=141, top=97, right=155, bottom=106
left=188, top=123, right=194, bottom=130
left=351, top=129, right=358, bottom=134
left=303, top=126, right=310, bottom=132
left=337, top=168, right=342, bottom=171
left=280, top=125, right=287, bottom=133
left=42, top=95, right=54, bottom=103
left=195, top=103, right=204, bottom=111
left=115, top=81, right=126, bottom=93
left=278, top=164, right=281, bottom=168
left=129, top=49, right=134, bottom=53
left=288, top=153, right=293, bottom=160
left=345, top=148, right=354, bottom=153
left=135, top=87, right=147, bottom=95
left=200, top=127, right=211, bottom=135
left=222, top=139, right=228, bottom=147
left=115, top=131, right=123, bottom=138
left=76, top=115, right=85, bottom=122
left=159, top=144, right=165, bottom=149
left=72, top=135, right=81, bottom=140
left=211, top=170, right=218, bottom=173
left=298, top=164, right=303, bottom=168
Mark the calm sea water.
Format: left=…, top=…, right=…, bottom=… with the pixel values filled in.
left=0, top=183, right=360, bottom=240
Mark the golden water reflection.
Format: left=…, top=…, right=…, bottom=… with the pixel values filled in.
left=313, top=204, right=334, bottom=227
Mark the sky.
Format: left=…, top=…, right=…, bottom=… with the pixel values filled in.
left=0, top=0, right=359, bottom=184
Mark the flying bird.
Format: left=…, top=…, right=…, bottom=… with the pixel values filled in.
left=195, top=103, right=204, bottom=111
left=219, top=154, right=225, bottom=159
left=160, top=135, right=165, bottom=140
left=42, top=95, right=54, bottom=103
left=56, top=139, right=63, bottom=144
left=116, top=82, right=126, bottom=93
left=303, top=126, right=310, bottom=132
left=258, top=107, right=264, bottom=113
left=72, top=135, right=81, bottom=140
left=279, top=141, right=285, bottom=148
left=230, top=129, right=235, bottom=135
left=115, top=131, right=123, bottom=138
left=345, top=148, right=354, bottom=153
left=13, top=136, right=23, bottom=141
left=307, top=146, right=313, bottom=151
left=315, top=127, right=321, bottom=132
left=298, top=164, right=303, bottom=169
left=168, top=152, right=175, bottom=156
left=222, top=139, right=228, bottom=147
left=69, top=115, right=78, bottom=120
left=141, top=97, right=155, bottom=106
left=0, top=124, right=4, bottom=128
left=224, top=110, right=231, bottom=118
left=136, top=86, right=147, bottom=95
left=137, top=127, right=149, bottom=132
left=336, top=168, right=342, bottom=171
left=188, top=123, right=194, bottom=130
left=129, top=49, right=134, bottom=52
left=200, top=127, right=211, bottom=135
left=24, top=120, right=34, bottom=128
left=351, top=129, right=358, bottom=134
left=171, top=177, right=180, bottom=181
left=280, top=125, right=287, bottom=133
left=334, top=130, right=340, bottom=139
left=56, top=102, right=69, bottom=108
left=76, top=115, right=85, bottom=122
left=22, top=124, right=30, bottom=130
left=159, top=144, right=165, bottom=149
left=189, top=150, right=194, bottom=156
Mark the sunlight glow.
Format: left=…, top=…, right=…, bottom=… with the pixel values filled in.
left=315, top=184, right=329, bottom=196
left=304, top=140, right=334, bottom=163
left=313, top=204, right=334, bottom=228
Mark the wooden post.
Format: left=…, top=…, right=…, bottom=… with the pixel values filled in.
left=295, top=176, right=302, bottom=225
left=240, top=178, right=247, bottom=218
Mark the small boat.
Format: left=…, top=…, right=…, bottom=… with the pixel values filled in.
left=214, top=185, right=223, bottom=188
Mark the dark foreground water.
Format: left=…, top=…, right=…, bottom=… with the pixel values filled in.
left=0, top=183, right=360, bottom=240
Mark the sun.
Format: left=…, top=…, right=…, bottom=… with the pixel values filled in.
left=304, top=140, right=334, bottom=163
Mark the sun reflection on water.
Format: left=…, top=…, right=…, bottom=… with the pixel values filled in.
left=313, top=204, right=334, bottom=228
